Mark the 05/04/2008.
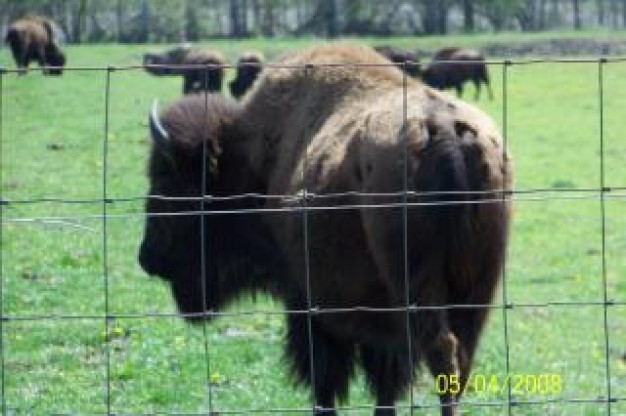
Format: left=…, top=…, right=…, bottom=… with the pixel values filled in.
left=435, top=373, right=564, bottom=396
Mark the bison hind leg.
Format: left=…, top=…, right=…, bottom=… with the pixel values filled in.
left=285, top=313, right=356, bottom=415
left=424, top=329, right=461, bottom=416
left=360, top=344, right=417, bottom=416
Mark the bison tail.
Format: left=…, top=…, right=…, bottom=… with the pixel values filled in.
left=413, top=132, right=486, bottom=293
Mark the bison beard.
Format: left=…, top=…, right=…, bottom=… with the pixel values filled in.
left=139, top=43, right=512, bottom=416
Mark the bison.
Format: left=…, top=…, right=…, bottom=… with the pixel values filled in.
left=143, top=45, right=225, bottom=94
left=374, top=45, right=421, bottom=78
left=422, top=47, right=493, bottom=100
left=228, top=51, right=265, bottom=100
left=4, top=16, right=66, bottom=75
left=139, top=42, right=512, bottom=416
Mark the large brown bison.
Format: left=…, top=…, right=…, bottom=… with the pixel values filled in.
left=4, top=16, right=66, bottom=75
left=374, top=45, right=421, bottom=78
left=139, top=42, right=512, bottom=416
left=228, top=51, right=265, bottom=100
left=143, top=45, right=225, bottom=94
left=422, top=47, right=493, bottom=100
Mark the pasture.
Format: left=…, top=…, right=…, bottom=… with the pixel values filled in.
left=1, top=34, right=625, bottom=415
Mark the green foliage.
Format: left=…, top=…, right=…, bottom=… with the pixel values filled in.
left=0, top=34, right=625, bottom=414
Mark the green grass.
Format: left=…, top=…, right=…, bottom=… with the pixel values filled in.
left=1, top=33, right=626, bottom=415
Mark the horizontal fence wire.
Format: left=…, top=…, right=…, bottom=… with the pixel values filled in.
left=2, top=190, right=626, bottom=225
left=1, top=56, right=626, bottom=75
left=0, top=300, right=624, bottom=323
left=1, top=55, right=625, bottom=415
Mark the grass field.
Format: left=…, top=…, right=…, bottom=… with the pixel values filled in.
left=1, top=33, right=626, bottom=415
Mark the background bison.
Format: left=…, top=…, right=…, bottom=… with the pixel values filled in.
left=374, top=45, right=421, bottom=78
left=228, top=51, right=265, bottom=99
left=143, top=45, right=225, bottom=94
left=4, top=16, right=66, bottom=75
left=422, top=47, right=493, bottom=100
left=139, top=43, right=512, bottom=416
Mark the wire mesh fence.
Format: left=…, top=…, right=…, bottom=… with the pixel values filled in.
left=0, top=52, right=625, bottom=415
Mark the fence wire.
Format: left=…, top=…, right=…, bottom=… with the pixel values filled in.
left=0, top=56, right=624, bottom=415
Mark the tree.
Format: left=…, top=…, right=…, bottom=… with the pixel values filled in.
left=229, top=0, right=248, bottom=38
left=418, top=0, right=448, bottom=34
left=463, top=0, right=475, bottom=32
left=573, top=0, right=581, bottom=29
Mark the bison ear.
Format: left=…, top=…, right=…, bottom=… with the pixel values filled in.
left=149, top=100, right=172, bottom=154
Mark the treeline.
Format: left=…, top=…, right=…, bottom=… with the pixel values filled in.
left=1, top=0, right=625, bottom=43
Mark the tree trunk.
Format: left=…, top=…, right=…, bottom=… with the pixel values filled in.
left=73, top=0, right=88, bottom=44
left=324, top=0, right=339, bottom=37
left=261, top=0, right=275, bottom=37
left=251, top=0, right=261, bottom=34
left=212, top=0, right=224, bottom=36
left=115, top=0, right=123, bottom=43
left=597, top=0, right=605, bottom=25
left=573, top=0, right=581, bottom=29
left=140, top=0, right=150, bottom=42
left=186, top=0, right=200, bottom=40
left=230, top=0, right=246, bottom=38
left=538, top=0, right=547, bottom=29
left=463, top=0, right=475, bottom=32
left=610, top=0, right=619, bottom=27
left=422, top=0, right=438, bottom=34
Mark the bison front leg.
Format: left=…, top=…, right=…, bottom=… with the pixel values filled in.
left=360, top=344, right=415, bottom=416
left=424, top=328, right=461, bottom=416
left=285, top=312, right=356, bottom=415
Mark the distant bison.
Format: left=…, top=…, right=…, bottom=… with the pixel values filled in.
left=228, top=51, right=264, bottom=100
left=139, top=43, right=512, bottom=416
left=422, top=47, right=493, bottom=100
left=143, top=45, right=225, bottom=94
left=374, top=45, right=421, bottom=78
left=4, top=16, right=66, bottom=75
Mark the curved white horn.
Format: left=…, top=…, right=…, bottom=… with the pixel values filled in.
left=149, top=99, right=170, bottom=145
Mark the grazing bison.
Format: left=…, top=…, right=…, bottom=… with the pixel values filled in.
left=143, top=45, right=225, bottom=94
left=228, top=51, right=265, bottom=100
left=139, top=42, right=512, bottom=416
left=374, top=45, right=421, bottom=78
left=4, top=16, right=66, bottom=75
left=422, top=47, right=493, bottom=100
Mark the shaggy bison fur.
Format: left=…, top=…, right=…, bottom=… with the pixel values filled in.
left=4, top=16, right=66, bottom=75
left=422, top=47, right=493, bottom=100
left=139, top=42, right=512, bottom=416
left=228, top=51, right=264, bottom=100
left=143, top=45, right=225, bottom=94
left=374, top=45, right=421, bottom=78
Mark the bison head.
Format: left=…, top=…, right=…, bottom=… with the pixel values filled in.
left=143, top=45, right=190, bottom=76
left=45, top=43, right=65, bottom=75
left=228, top=52, right=264, bottom=100
left=138, top=95, right=277, bottom=320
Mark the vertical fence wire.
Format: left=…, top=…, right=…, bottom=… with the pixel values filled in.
left=302, top=63, right=318, bottom=415
left=0, top=68, right=6, bottom=415
left=501, top=60, right=514, bottom=415
left=200, top=66, right=215, bottom=414
left=102, top=67, right=113, bottom=415
left=400, top=63, right=415, bottom=416
left=598, top=58, right=613, bottom=415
